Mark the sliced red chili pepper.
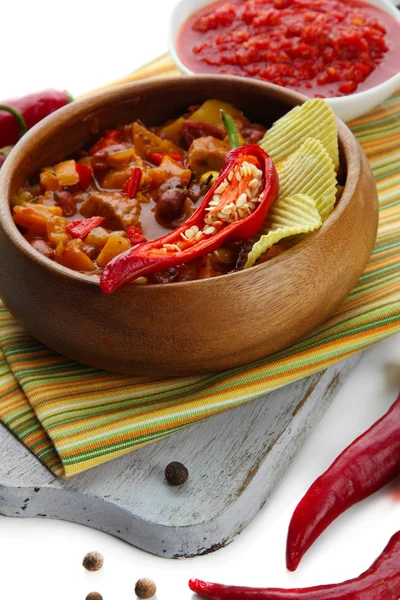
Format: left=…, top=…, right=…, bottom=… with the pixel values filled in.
left=75, top=163, right=93, bottom=190
left=168, top=153, right=184, bottom=164
left=66, top=216, right=105, bottom=239
left=104, top=129, right=121, bottom=140
left=148, top=152, right=184, bottom=166
left=127, top=226, right=148, bottom=245
left=122, top=167, right=142, bottom=199
left=147, top=152, right=164, bottom=166
left=100, top=144, right=278, bottom=294
left=89, top=129, right=122, bottom=156
left=286, top=390, right=400, bottom=572
left=189, top=531, right=400, bottom=599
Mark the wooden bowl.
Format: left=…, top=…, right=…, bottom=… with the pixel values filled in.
left=0, top=76, right=379, bottom=376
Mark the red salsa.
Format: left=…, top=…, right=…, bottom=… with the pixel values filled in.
left=178, top=0, right=400, bottom=97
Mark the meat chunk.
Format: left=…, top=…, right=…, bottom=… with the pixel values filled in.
left=80, top=192, right=141, bottom=231
left=187, top=136, right=228, bottom=176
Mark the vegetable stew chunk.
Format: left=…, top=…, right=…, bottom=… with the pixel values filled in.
left=187, top=136, right=228, bottom=176
left=80, top=192, right=141, bottom=231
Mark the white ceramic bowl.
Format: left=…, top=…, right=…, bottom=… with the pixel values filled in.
left=169, top=0, right=400, bottom=122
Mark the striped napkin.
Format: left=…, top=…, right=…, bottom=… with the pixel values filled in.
left=0, top=80, right=399, bottom=477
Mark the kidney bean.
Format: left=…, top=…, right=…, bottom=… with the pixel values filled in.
left=90, top=150, right=109, bottom=172
left=82, top=243, right=100, bottom=261
left=54, top=191, right=77, bottom=217
left=242, top=124, right=267, bottom=144
left=30, top=239, right=55, bottom=259
left=156, top=188, right=187, bottom=222
left=90, top=145, right=127, bottom=172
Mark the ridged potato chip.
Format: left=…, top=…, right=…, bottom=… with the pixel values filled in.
left=245, top=194, right=322, bottom=268
left=259, top=99, right=339, bottom=169
left=277, top=137, right=337, bottom=222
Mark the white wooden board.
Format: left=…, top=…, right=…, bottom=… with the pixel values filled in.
left=0, top=356, right=359, bottom=558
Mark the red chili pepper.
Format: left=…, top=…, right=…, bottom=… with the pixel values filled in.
left=100, top=144, right=278, bottom=294
left=66, top=216, right=105, bottom=239
left=0, top=89, right=72, bottom=148
left=89, top=129, right=122, bottom=155
left=122, top=167, right=142, bottom=199
left=189, top=531, right=400, bottom=599
left=168, top=153, right=184, bottom=164
left=148, top=152, right=184, bottom=165
left=147, top=152, right=164, bottom=165
left=104, top=129, right=121, bottom=140
left=75, top=163, right=93, bottom=190
left=286, top=391, right=400, bottom=572
left=127, top=226, right=148, bottom=245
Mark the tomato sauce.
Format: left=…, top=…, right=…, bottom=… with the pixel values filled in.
left=177, top=0, right=400, bottom=97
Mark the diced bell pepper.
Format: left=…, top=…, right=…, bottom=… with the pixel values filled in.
left=40, top=169, right=60, bottom=192
left=56, top=239, right=96, bottom=271
left=158, top=116, right=185, bottom=143
left=189, top=100, right=242, bottom=127
left=97, top=235, right=131, bottom=268
left=100, top=169, right=129, bottom=190
left=54, top=160, right=79, bottom=187
left=106, top=149, right=135, bottom=170
left=46, top=215, right=71, bottom=246
left=132, top=123, right=184, bottom=160
left=85, top=227, right=110, bottom=249
left=148, top=156, right=191, bottom=187
left=13, top=204, right=63, bottom=236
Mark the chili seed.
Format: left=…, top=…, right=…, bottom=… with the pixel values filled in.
left=82, top=551, right=104, bottom=572
left=86, top=593, right=103, bottom=600
left=135, top=578, right=157, bottom=599
left=165, top=461, right=189, bottom=486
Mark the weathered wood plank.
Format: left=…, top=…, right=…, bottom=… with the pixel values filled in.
left=0, top=356, right=359, bottom=557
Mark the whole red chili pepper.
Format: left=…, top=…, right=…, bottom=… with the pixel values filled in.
left=100, top=144, right=278, bottom=293
left=122, top=167, right=142, bottom=199
left=66, top=216, right=105, bottom=239
left=0, top=89, right=72, bottom=148
left=286, top=391, right=400, bottom=572
left=189, top=530, right=400, bottom=599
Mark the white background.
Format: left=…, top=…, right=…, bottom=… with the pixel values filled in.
left=1, top=1, right=400, bottom=599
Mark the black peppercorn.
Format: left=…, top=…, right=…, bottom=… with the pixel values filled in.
left=86, top=593, right=103, bottom=600
left=82, top=551, right=104, bottom=572
left=165, top=461, right=189, bottom=486
left=135, top=578, right=157, bottom=599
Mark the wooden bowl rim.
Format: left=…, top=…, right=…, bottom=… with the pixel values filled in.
left=0, top=75, right=361, bottom=292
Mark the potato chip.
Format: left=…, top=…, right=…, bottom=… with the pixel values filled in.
left=245, top=194, right=322, bottom=268
left=259, top=99, right=339, bottom=169
left=277, top=137, right=337, bottom=222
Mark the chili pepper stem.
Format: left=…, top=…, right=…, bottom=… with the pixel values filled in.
left=0, top=104, right=27, bottom=139
left=220, top=110, right=241, bottom=149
